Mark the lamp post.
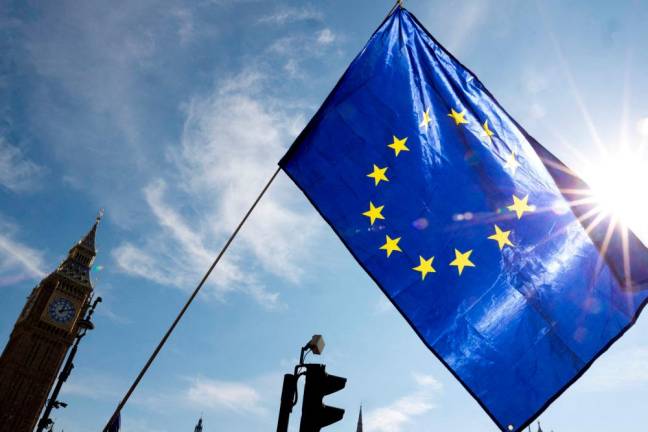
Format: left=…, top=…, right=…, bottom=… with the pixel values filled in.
left=36, top=296, right=102, bottom=432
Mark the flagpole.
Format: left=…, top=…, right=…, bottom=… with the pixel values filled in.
left=101, top=166, right=281, bottom=431
left=385, top=0, right=402, bottom=18
left=102, top=1, right=404, bottom=427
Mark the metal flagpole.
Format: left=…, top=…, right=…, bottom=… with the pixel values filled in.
left=101, top=0, right=404, bottom=428
left=386, top=0, right=402, bottom=18
left=101, top=166, right=281, bottom=431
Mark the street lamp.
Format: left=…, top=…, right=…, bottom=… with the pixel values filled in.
left=36, top=296, right=102, bottom=432
left=300, top=334, right=325, bottom=364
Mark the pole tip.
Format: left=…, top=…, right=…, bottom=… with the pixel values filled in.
left=96, top=208, right=105, bottom=224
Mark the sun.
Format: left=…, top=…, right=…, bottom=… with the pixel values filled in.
left=580, top=149, right=648, bottom=244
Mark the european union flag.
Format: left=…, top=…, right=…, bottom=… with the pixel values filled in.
left=280, top=5, right=648, bottom=432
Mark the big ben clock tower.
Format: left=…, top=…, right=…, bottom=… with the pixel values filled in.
left=0, top=216, right=101, bottom=432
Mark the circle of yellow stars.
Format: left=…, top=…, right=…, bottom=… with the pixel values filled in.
left=360, top=104, right=534, bottom=282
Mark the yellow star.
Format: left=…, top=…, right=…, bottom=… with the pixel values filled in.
left=507, top=194, right=535, bottom=219
left=362, top=202, right=385, bottom=225
left=449, top=249, right=475, bottom=275
left=488, top=225, right=514, bottom=250
left=387, top=135, right=409, bottom=156
left=412, top=255, right=436, bottom=280
left=367, top=164, right=389, bottom=186
left=420, top=108, right=432, bottom=129
left=504, top=152, right=520, bottom=175
left=448, top=108, right=469, bottom=126
left=380, top=235, right=402, bottom=257
left=482, top=120, right=494, bottom=139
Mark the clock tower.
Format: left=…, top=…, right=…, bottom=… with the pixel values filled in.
left=0, top=216, right=100, bottom=432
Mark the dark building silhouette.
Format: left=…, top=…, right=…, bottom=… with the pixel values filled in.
left=0, top=218, right=100, bottom=432
left=356, top=406, right=363, bottom=432
left=194, top=417, right=203, bottom=432
left=529, top=422, right=548, bottom=432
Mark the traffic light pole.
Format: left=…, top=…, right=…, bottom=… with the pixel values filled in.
left=276, top=374, right=297, bottom=432
left=275, top=335, right=346, bottom=432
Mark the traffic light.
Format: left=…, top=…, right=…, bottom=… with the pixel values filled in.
left=299, top=364, right=346, bottom=432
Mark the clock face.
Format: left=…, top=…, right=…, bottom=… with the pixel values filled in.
left=48, top=297, right=77, bottom=324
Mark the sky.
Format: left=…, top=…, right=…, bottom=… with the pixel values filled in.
left=1, top=0, right=648, bottom=431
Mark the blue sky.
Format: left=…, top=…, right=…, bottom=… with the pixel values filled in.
left=2, top=0, right=648, bottom=431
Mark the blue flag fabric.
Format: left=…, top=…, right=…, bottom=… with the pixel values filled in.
left=280, top=6, right=648, bottom=432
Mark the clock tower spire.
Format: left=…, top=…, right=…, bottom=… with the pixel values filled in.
left=0, top=214, right=101, bottom=432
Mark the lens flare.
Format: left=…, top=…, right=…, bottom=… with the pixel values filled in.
left=581, top=149, right=648, bottom=244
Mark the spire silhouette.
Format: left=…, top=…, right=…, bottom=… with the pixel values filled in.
left=194, top=417, right=203, bottom=432
left=55, top=214, right=101, bottom=287
left=356, top=405, right=363, bottom=432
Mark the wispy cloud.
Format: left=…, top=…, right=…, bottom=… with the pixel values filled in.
left=316, top=28, right=336, bottom=45
left=268, top=27, right=339, bottom=78
left=184, top=377, right=264, bottom=415
left=0, top=137, right=44, bottom=192
left=93, top=286, right=134, bottom=325
left=112, top=179, right=264, bottom=304
left=0, top=215, right=46, bottom=286
left=257, top=6, right=322, bottom=25
left=365, top=373, right=442, bottom=432
left=124, top=372, right=279, bottom=425
left=23, top=1, right=159, bottom=150
left=15, top=1, right=210, bottom=227
left=259, top=5, right=339, bottom=79
left=61, top=370, right=123, bottom=400
left=269, top=29, right=338, bottom=56
left=177, top=74, right=319, bottom=283
left=171, top=7, right=195, bottom=45
left=577, top=346, right=648, bottom=392
left=17, top=0, right=328, bottom=306
left=637, top=117, right=648, bottom=137
left=121, top=418, right=168, bottom=432
left=442, top=1, right=489, bottom=53
left=113, top=68, right=319, bottom=307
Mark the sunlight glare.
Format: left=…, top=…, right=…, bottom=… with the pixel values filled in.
left=583, top=150, right=648, bottom=244
left=638, top=117, right=648, bottom=137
